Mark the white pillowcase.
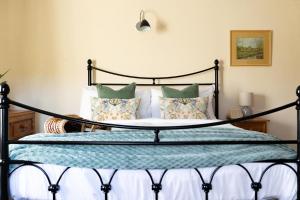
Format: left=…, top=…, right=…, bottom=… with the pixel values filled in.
left=135, top=89, right=152, bottom=119
left=151, top=85, right=216, bottom=119
left=79, top=86, right=152, bottom=120
left=150, top=88, right=163, bottom=119
left=79, top=86, right=98, bottom=120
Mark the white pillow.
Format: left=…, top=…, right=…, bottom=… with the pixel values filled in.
left=79, top=86, right=97, bottom=120
left=151, top=85, right=216, bottom=119
left=199, top=85, right=216, bottom=119
left=150, top=88, right=163, bottom=118
left=135, top=89, right=152, bottom=119
left=79, top=86, right=151, bottom=120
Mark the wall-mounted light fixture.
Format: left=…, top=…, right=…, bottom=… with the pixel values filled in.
left=136, top=10, right=151, bottom=32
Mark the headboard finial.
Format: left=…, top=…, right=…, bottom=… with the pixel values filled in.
left=0, top=82, right=10, bottom=97
left=87, top=59, right=92, bottom=65
left=297, top=85, right=300, bottom=97
left=214, top=59, right=219, bottom=66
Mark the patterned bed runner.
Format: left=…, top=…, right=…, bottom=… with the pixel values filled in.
left=9, top=127, right=296, bottom=169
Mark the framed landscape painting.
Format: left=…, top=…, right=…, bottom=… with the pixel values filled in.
left=231, top=30, right=272, bottom=66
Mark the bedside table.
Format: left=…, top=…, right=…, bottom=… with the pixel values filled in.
left=9, top=110, right=35, bottom=139
left=232, top=118, right=269, bottom=133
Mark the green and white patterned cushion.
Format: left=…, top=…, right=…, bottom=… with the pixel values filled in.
left=160, top=97, right=209, bottom=119
left=91, top=97, right=140, bottom=121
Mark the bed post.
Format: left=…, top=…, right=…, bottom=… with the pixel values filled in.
left=0, top=82, right=10, bottom=200
left=87, top=59, right=92, bottom=86
left=297, top=85, right=300, bottom=200
left=214, top=59, right=219, bottom=119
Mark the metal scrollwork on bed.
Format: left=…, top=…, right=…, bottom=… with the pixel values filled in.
left=0, top=59, right=300, bottom=200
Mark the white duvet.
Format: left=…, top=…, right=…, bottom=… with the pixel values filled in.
left=9, top=119, right=297, bottom=200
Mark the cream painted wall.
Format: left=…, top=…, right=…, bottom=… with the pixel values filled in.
left=1, top=0, right=300, bottom=139
left=0, top=0, right=8, bottom=68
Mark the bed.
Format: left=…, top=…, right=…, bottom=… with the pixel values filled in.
left=1, top=59, right=300, bottom=200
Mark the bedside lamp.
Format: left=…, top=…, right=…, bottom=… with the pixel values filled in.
left=239, top=92, right=253, bottom=116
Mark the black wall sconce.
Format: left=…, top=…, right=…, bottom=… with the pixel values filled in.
left=136, top=10, right=151, bottom=32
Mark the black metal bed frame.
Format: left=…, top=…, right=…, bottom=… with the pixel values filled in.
left=0, top=59, right=299, bottom=200
left=87, top=59, right=220, bottom=118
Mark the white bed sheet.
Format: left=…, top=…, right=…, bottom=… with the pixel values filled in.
left=9, top=163, right=297, bottom=200
left=9, top=119, right=297, bottom=200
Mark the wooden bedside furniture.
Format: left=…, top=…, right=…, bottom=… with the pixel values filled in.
left=9, top=110, right=35, bottom=139
left=232, top=118, right=270, bottom=133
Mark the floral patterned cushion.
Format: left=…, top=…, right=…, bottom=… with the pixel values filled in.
left=159, top=97, right=209, bottom=119
left=91, top=98, right=140, bottom=121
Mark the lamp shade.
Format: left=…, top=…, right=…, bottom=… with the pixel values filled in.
left=239, top=92, right=252, bottom=107
left=136, top=10, right=151, bottom=32
left=141, top=19, right=150, bottom=28
left=136, top=19, right=151, bottom=31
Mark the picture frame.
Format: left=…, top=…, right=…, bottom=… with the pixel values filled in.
left=230, top=30, right=272, bottom=66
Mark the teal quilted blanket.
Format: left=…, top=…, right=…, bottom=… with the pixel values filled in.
left=9, top=127, right=296, bottom=169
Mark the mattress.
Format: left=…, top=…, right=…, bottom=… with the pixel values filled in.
left=9, top=119, right=297, bottom=200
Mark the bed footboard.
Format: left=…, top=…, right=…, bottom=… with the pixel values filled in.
left=1, top=83, right=300, bottom=200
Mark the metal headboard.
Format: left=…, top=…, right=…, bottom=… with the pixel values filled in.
left=87, top=59, right=220, bottom=118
